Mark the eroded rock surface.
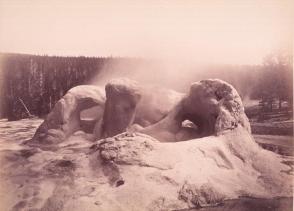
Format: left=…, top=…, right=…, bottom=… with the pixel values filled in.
left=141, top=79, right=251, bottom=141
left=30, top=78, right=184, bottom=145
left=86, top=128, right=292, bottom=210
left=100, top=78, right=142, bottom=138
left=13, top=78, right=292, bottom=211
left=178, top=182, right=225, bottom=208
left=0, top=106, right=292, bottom=211
left=184, top=79, right=250, bottom=135
left=29, top=85, right=105, bottom=146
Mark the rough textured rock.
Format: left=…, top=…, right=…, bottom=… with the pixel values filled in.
left=86, top=128, right=292, bottom=210
left=178, top=182, right=225, bottom=208
left=185, top=79, right=251, bottom=135
left=140, top=79, right=251, bottom=141
left=29, top=85, right=105, bottom=145
left=15, top=78, right=288, bottom=210
left=29, top=78, right=184, bottom=142
left=95, top=133, right=170, bottom=170
left=94, top=83, right=184, bottom=139
left=100, top=78, right=142, bottom=138
left=0, top=105, right=292, bottom=211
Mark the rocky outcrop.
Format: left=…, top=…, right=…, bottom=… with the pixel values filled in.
left=96, top=79, right=184, bottom=138
left=99, top=78, right=142, bottom=138
left=178, top=182, right=225, bottom=208
left=29, top=85, right=105, bottom=145
left=140, top=79, right=251, bottom=141
left=1, top=127, right=292, bottom=210
left=30, top=79, right=184, bottom=144
left=86, top=127, right=292, bottom=210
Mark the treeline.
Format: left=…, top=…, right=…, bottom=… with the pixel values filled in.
left=251, top=53, right=293, bottom=111
left=197, top=53, right=293, bottom=113
left=0, top=53, right=131, bottom=120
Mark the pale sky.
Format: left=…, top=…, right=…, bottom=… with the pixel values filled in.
left=0, top=0, right=293, bottom=64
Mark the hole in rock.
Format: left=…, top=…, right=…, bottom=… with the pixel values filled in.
left=181, top=120, right=198, bottom=130
left=183, top=112, right=216, bottom=138
left=80, top=106, right=103, bottom=121
left=175, top=112, right=216, bottom=141
left=177, top=119, right=202, bottom=141
left=19, top=148, right=38, bottom=158
left=116, top=179, right=125, bottom=187
left=56, top=160, right=75, bottom=168
left=80, top=106, right=103, bottom=133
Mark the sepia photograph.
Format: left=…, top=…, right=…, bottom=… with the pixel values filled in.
left=0, top=0, right=293, bottom=210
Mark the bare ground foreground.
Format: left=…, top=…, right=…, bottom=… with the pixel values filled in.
left=0, top=118, right=293, bottom=211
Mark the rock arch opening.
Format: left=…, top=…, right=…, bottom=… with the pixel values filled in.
left=140, top=79, right=250, bottom=142
left=29, top=79, right=250, bottom=145
left=80, top=105, right=104, bottom=133
left=29, top=86, right=105, bottom=145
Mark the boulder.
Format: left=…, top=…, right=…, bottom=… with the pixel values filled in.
left=29, top=85, right=105, bottom=145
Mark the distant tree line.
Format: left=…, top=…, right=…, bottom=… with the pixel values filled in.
left=0, top=53, right=126, bottom=120
left=0, top=52, right=292, bottom=121
left=195, top=52, right=292, bottom=114
left=251, top=53, right=293, bottom=112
